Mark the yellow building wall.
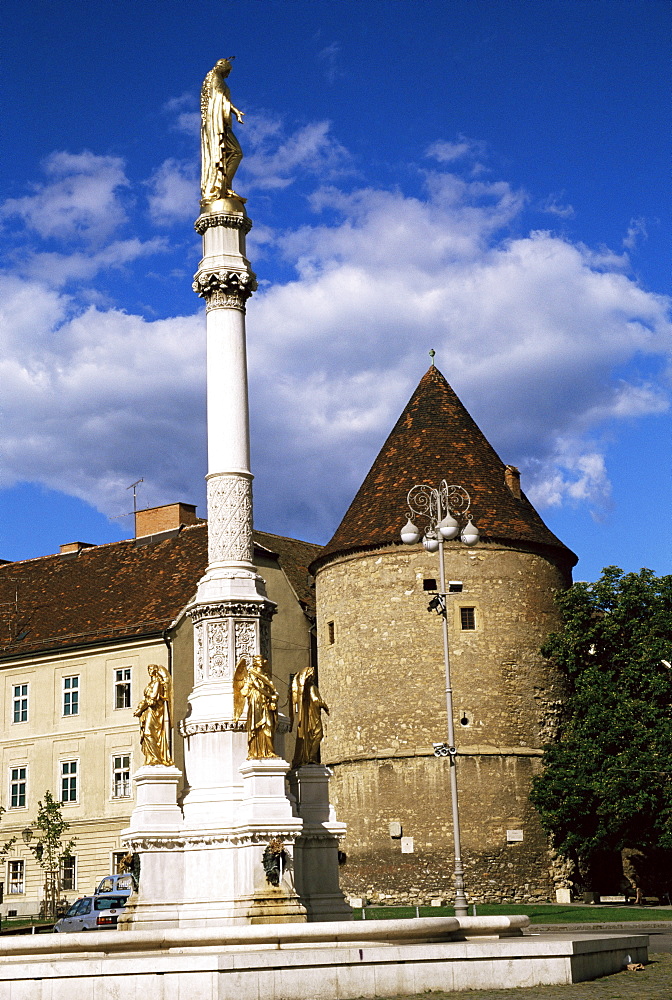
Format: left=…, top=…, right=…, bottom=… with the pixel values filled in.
left=0, top=553, right=314, bottom=917
left=0, top=637, right=168, bottom=916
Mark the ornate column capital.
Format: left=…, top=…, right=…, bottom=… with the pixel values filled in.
left=192, top=268, right=258, bottom=311
left=194, top=213, right=253, bottom=236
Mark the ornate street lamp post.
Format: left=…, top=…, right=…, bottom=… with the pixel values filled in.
left=400, top=481, right=479, bottom=917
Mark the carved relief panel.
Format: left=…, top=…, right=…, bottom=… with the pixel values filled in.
left=207, top=475, right=253, bottom=565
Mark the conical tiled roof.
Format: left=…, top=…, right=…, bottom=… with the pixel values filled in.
left=312, top=365, right=576, bottom=570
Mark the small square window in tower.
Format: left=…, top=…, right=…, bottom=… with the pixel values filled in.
left=460, top=607, right=476, bottom=631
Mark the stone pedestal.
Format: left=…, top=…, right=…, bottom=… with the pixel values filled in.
left=174, top=758, right=305, bottom=927
left=118, top=765, right=184, bottom=930
left=289, top=765, right=352, bottom=921
left=120, top=758, right=308, bottom=929
left=125, top=764, right=183, bottom=831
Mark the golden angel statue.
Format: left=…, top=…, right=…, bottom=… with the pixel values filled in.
left=289, top=664, right=329, bottom=768
left=134, top=664, right=173, bottom=766
left=233, top=655, right=279, bottom=759
left=200, top=57, right=245, bottom=206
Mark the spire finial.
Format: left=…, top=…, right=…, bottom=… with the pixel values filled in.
left=429, top=349, right=435, bottom=367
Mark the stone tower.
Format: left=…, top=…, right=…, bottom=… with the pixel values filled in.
left=311, top=365, right=577, bottom=904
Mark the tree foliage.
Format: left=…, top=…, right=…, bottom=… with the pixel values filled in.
left=530, top=567, right=672, bottom=882
left=29, top=791, right=76, bottom=873
left=27, top=791, right=76, bottom=918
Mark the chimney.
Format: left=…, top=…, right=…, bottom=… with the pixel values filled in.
left=134, top=503, right=200, bottom=539
left=60, top=541, right=95, bottom=557
left=504, top=465, right=522, bottom=499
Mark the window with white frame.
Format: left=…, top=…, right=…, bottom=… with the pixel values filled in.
left=60, top=855, right=77, bottom=891
left=114, top=668, right=132, bottom=709
left=8, top=860, right=24, bottom=894
left=9, top=766, right=27, bottom=808
left=60, top=760, right=78, bottom=803
left=12, top=683, right=28, bottom=723
left=62, top=675, right=79, bottom=716
left=112, top=754, right=131, bottom=798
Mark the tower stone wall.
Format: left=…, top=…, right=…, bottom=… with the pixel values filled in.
left=316, top=542, right=568, bottom=903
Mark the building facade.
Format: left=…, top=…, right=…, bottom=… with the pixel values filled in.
left=312, top=365, right=577, bottom=905
left=0, top=504, right=319, bottom=916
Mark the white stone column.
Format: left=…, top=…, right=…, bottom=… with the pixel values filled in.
left=165, top=196, right=305, bottom=925
left=182, top=198, right=277, bottom=814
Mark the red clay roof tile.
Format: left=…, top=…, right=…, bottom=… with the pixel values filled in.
left=312, top=365, right=576, bottom=571
left=0, top=524, right=321, bottom=660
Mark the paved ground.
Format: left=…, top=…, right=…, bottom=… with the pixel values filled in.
left=373, top=951, right=672, bottom=999
left=370, top=926, right=672, bottom=1000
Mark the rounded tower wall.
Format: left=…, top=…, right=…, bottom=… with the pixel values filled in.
left=316, top=541, right=567, bottom=759
left=315, top=540, right=570, bottom=903
left=330, top=754, right=553, bottom=904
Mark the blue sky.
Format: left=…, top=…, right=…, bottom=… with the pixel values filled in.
left=0, top=0, right=669, bottom=581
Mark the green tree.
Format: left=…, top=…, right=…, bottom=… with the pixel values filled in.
left=530, top=567, right=672, bottom=893
left=25, top=791, right=76, bottom=920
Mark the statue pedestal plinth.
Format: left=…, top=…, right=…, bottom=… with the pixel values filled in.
left=174, top=756, right=305, bottom=927
left=119, top=765, right=184, bottom=931
left=238, top=757, right=297, bottom=825
left=289, top=765, right=352, bottom=922
left=125, top=764, right=183, bottom=831
left=221, top=757, right=307, bottom=924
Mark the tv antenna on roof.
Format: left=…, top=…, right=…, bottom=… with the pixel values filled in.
left=126, top=479, right=144, bottom=515
left=110, top=478, right=144, bottom=523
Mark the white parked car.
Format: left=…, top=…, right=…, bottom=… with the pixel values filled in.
left=54, top=893, right=129, bottom=932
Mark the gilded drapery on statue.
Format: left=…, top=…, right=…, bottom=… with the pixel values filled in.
left=233, top=655, right=279, bottom=759
left=289, top=664, right=329, bottom=768
left=134, top=664, right=174, bottom=765
left=200, top=57, right=245, bottom=206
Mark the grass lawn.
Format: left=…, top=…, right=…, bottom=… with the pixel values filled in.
left=353, top=903, right=672, bottom=923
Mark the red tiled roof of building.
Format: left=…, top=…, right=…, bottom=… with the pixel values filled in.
left=312, top=365, right=577, bottom=571
left=253, top=530, right=322, bottom=612
left=0, top=524, right=322, bottom=661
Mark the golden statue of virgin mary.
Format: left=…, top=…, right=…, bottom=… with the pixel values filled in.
left=200, top=57, right=245, bottom=207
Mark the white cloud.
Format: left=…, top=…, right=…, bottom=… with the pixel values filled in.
left=426, top=135, right=487, bottom=164
left=163, top=92, right=200, bottom=136
left=19, top=238, right=168, bottom=286
left=147, top=158, right=198, bottom=225
left=0, top=273, right=205, bottom=511
left=1, top=152, right=129, bottom=243
left=317, top=42, right=343, bottom=85
left=241, top=117, right=351, bottom=191
left=0, top=129, right=669, bottom=544
left=525, top=446, right=611, bottom=509
left=539, top=192, right=575, bottom=218
left=245, top=178, right=671, bottom=535
left=623, top=216, right=648, bottom=250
